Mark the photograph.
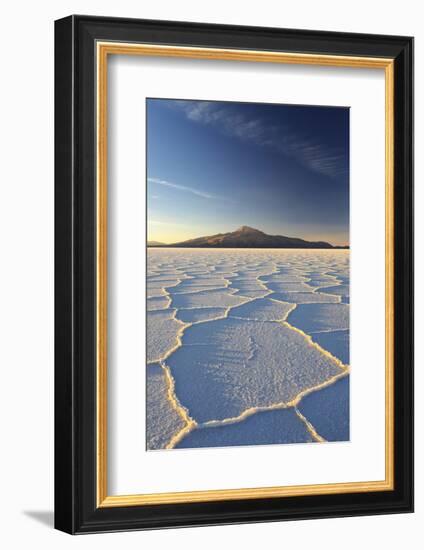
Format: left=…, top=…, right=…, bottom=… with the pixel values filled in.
left=146, top=98, right=350, bottom=451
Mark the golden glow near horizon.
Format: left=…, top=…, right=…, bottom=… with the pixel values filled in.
left=147, top=221, right=201, bottom=244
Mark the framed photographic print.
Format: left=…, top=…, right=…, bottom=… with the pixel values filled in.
left=54, top=15, right=414, bottom=534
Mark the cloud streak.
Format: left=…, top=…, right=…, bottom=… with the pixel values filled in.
left=168, top=100, right=347, bottom=179
left=148, top=177, right=215, bottom=199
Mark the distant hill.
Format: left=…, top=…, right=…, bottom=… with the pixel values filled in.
left=168, top=226, right=343, bottom=249
left=147, top=240, right=166, bottom=247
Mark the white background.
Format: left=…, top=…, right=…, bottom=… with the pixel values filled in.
left=108, top=56, right=386, bottom=495
left=0, top=1, right=420, bottom=548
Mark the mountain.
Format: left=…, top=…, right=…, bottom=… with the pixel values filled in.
left=168, top=226, right=339, bottom=249
left=147, top=240, right=166, bottom=247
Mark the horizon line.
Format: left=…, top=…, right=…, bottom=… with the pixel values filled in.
left=147, top=225, right=349, bottom=248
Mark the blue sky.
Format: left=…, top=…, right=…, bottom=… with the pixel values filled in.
left=147, top=98, right=349, bottom=246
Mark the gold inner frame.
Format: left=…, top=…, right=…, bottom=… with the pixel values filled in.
left=96, top=42, right=395, bottom=508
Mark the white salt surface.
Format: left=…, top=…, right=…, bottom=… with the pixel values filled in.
left=147, top=309, right=185, bottom=363
left=176, top=407, right=314, bottom=448
left=146, top=364, right=186, bottom=449
left=170, top=288, right=249, bottom=309
left=297, top=375, right=350, bottom=441
left=170, top=278, right=229, bottom=293
left=146, top=248, right=350, bottom=450
left=266, top=281, right=315, bottom=293
left=175, top=307, right=227, bottom=324
left=310, top=329, right=350, bottom=365
left=147, top=296, right=171, bottom=311
left=229, top=297, right=294, bottom=321
left=167, top=317, right=342, bottom=423
left=307, top=277, right=340, bottom=288
left=261, top=273, right=308, bottom=283
left=287, top=303, right=350, bottom=333
left=322, top=284, right=350, bottom=297
left=271, top=291, right=340, bottom=304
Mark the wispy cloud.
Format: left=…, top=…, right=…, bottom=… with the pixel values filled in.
left=148, top=177, right=215, bottom=199
left=168, top=100, right=347, bottom=179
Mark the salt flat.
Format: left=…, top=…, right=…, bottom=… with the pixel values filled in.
left=146, top=248, right=350, bottom=450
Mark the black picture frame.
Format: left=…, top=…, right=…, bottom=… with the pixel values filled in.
left=55, top=14, right=413, bottom=534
